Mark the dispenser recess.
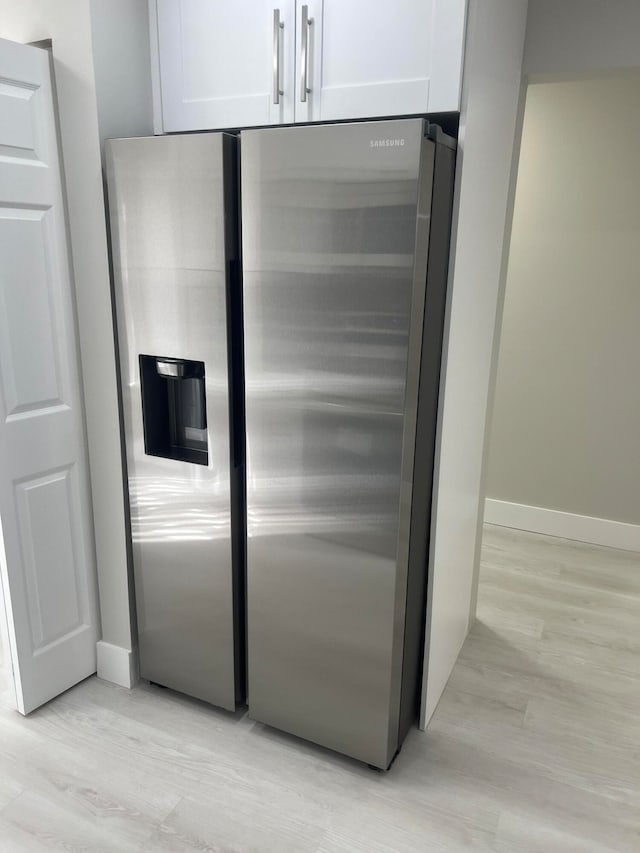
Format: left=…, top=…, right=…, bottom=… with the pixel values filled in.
left=139, top=354, right=208, bottom=466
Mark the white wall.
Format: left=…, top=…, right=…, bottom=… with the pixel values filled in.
left=524, top=0, right=640, bottom=78
left=90, top=0, right=153, bottom=160
left=422, top=0, right=640, bottom=722
left=480, top=0, right=640, bottom=553
left=420, top=0, right=529, bottom=725
left=486, top=76, right=640, bottom=534
left=0, top=0, right=153, bottom=685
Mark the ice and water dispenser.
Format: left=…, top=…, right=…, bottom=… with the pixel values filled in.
left=139, top=355, right=208, bottom=465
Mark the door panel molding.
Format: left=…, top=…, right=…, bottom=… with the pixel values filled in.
left=0, top=37, right=99, bottom=715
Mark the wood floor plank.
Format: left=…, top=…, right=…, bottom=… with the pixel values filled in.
left=0, top=789, right=139, bottom=853
left=140, top=790, right=327, bottom=853
left=0, top=708, right=181, bottom=848
left=316, top=790, right=497, bottom=852
left=493, top=809, right=636, bottom=853
left=424, top=726, right=640, bottom=852
left=0, top=524, right=637, bottom=851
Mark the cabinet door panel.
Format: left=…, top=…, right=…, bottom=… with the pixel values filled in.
left=296, top=0, right=466, bottom=123
left=156, top=0, right=295, bottom=131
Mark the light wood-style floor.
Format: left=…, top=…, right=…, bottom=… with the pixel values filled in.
left=0, top=525, right=638, bottom=851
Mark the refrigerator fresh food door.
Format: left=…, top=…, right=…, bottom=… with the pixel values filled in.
left=241, top=119, right=436, bottom=767
left=107, top=133, right=244, bottom=710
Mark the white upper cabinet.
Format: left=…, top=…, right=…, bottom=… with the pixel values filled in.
left=151, top=0, right=467, bottom=132
left=154, top=0, right=296, bottom=131
left=297, top=0, right=466, bottom=123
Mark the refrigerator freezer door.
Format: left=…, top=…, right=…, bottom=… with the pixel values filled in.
left=107, top=133, right=242, bottom=710
left=241, top=119, right=434, bottom=767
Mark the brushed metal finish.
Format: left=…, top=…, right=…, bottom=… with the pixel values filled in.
left=300, top=4, right=312, bottom=102
left=106, top=134, right=238, bottom=710
left=241, top=119, right=432, bottom=767
left=400, top=137, right=456, bottom=744
left=387, top=137, right=436, bottom=754
left=155, top=359, right=189, bottom=378
left=272, top=9, right=284, bottom=105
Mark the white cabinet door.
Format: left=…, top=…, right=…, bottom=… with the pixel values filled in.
left=0, top=38, right=99, bottom=714
left=295, top=0, right=467, bottom=123
left=155, top=0, right=296, bottom=131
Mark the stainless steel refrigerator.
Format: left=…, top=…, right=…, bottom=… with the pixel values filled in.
left=106, top=133, right=245, bottom=710
left=241, top=118, right=455, bottom=769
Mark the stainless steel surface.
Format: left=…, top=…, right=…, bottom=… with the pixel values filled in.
left=272, top=9, right=283, bottom=105
left=156, top=359, right=186, bottom=378
left=300, top=4, right=312, bottom=102
left=106, top=134, right=239, bottom=710
left=241, top=119, right=434, bottom=768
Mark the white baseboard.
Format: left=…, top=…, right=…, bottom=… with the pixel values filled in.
left=484, top=499, right=640, bottom=552
left=96, top=641, right=138, bottom=689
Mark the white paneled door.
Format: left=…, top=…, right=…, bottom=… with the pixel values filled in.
left=0, top=38, right=99, bottom=714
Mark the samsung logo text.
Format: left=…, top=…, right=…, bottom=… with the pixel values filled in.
left=369, top=138, right=405, bottom=148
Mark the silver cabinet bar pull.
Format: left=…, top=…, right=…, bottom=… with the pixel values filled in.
left=300, top=4, right=313, bottom=103
left=273, top=9, right=284, bottom=104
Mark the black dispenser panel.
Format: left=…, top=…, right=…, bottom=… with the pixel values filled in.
left=139, top=355, right=208, bottom=466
